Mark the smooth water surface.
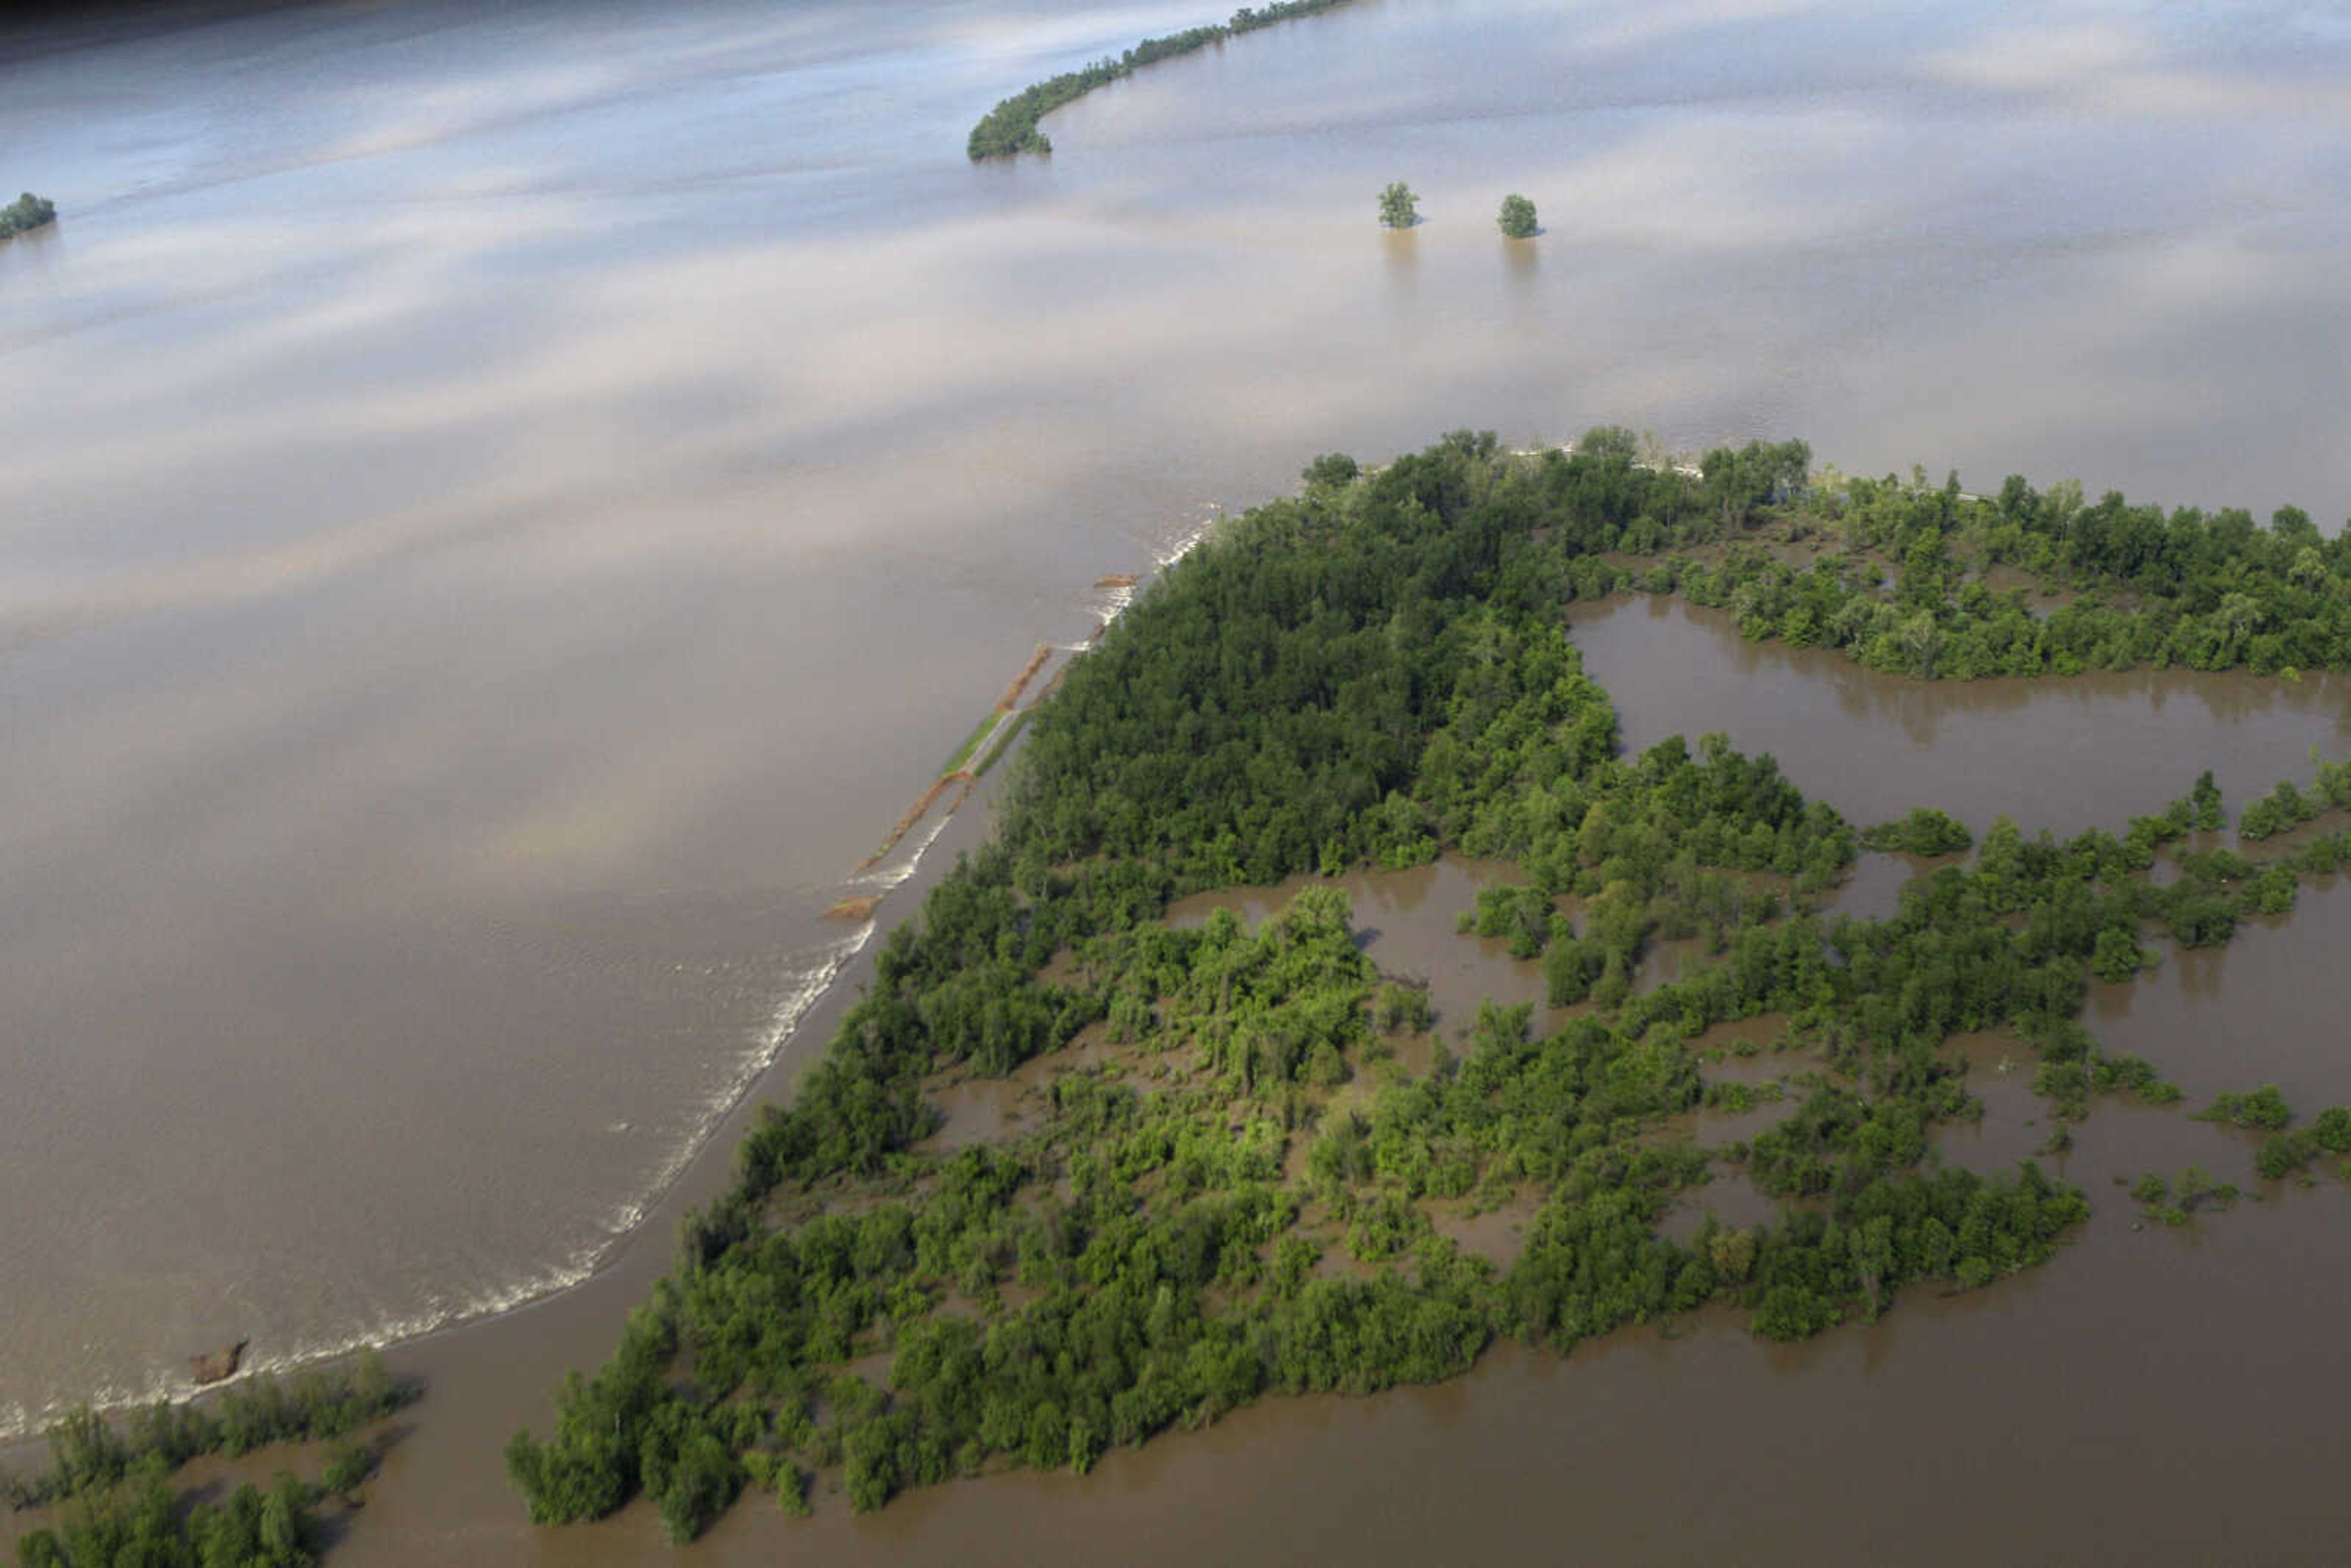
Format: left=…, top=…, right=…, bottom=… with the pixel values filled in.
left=1570, top=595, right=2351, bottom=835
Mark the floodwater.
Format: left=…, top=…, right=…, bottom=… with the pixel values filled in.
left=9, top=0, right=2351, bottom=1561
left=1168, top=857, right=1551, bottom=1034
left=1570, top=595, right=2351, bottom=837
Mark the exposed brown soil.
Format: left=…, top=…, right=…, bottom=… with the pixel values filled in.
left=1093, top=573, right=1138, bottom=590
left=824, top=895, right=882, bottom=921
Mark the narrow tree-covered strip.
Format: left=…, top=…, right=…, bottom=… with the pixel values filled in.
left=4, top=1354, right=408, bottom=1568
left=4, top=1353, right=408, bottom=1515
left=967, top=1, right=1356, bottom=160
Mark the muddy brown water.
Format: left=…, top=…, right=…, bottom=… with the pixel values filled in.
left=1570, top=596, right=2351, bottom=838
left=11, top=0, right=2351, bottom=1559
left=1168, top=857, right=1552, bottom=1036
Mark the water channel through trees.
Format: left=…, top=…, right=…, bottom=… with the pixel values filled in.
left=8, top=0, right=2351, bottom=1559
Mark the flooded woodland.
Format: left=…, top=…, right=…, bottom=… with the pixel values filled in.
left=8, top=0, right=2351, bottom=1562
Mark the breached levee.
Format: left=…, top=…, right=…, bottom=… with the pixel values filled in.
left=994, top=643, right=1053, bottom=711
left=0, top=516, right=1221, bottom=1455
left=855, top=775, right=964, bottom=873
left=847, top=542, right=1204, bottom=872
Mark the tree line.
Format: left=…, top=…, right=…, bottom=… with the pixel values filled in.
left=5, top=1352, right=407, bottom=1568
left=3, top=1352, right=409, bottom=1515
left=1567, top=444, right=2351, bottom=678
left=13, top=1460, right=359, bottom=1568
left=967, top=1, right=1355, bottom=160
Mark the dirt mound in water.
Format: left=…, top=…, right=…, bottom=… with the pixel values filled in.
left=189, top=1338, right=249, bottom=1386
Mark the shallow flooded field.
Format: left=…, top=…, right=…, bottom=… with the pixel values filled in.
left=1570, top=595, right=2351, bottom=836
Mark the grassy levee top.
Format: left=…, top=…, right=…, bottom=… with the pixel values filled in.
left=505, top=430, right=2351, bottom=1544
left=967, top=0, right=1355, bottom=160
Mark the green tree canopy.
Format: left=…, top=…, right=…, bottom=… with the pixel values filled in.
left=500, top=430, right=2351, bottom=1544
left=1378, top=181, right=1418, bottom=229
left=0, top=192, right=57, bottom=239
left=1498, top=193, right=1538, bottom=239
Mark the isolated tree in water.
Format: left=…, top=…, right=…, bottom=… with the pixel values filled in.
left=1497, top=193, right=1538, bottom=238
left=1378, top=181, right=1418, bottom=228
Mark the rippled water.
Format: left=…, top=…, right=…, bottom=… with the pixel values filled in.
left=5, top=1, right=2351, bottom=1553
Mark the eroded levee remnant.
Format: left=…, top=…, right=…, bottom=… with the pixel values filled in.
left=852, top=623, right=1111, bottom=873
left=856, top=776, right=962, bottom=872
left=996, top=644, right=1053, bottom=711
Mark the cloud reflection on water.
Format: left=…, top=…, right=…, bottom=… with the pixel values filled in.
left=6, top=0, right=2351, bottom=1431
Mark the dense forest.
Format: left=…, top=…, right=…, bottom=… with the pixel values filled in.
left=5, top=1354, right=409, bottom=1567
left=967, top=1, right=1354, bottom=159
left=502, top=432, right=2351, bottom=1542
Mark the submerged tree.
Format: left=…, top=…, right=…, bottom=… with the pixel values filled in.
left=1497, top=193, right=1538, bottom=239
left=967, top=0, right=1360, bottom=159
left=1378, top=181, right=1418, bottom=229
left=0, top=192, right=56, bottom=239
